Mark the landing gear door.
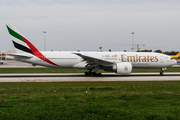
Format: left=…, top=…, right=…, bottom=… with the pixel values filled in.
left=160, top=56, right=164, bottom=63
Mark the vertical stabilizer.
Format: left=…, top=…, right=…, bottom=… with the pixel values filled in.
left=6, top=24, right=38, bottom=54
left=176, top=52, right=180, bottom=56
left=6, top=24, right=59, bottom=67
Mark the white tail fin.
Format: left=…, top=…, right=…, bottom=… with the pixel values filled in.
left=6, top=24, right=38, bottom=54
left=6, top=24, right=59, bottom=67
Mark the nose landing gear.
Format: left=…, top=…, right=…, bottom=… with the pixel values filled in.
left=160, top=68, right=166, bottom=76
left=160, top=71, right=163, bottom=76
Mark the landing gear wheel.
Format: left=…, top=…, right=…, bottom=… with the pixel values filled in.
left=160, top=72, right=164, bottom=76
left=85, top=72, right=89, bottom=76
left=160, top=68, right=164, bottom=76
left=92, top=72, right=97, bottom=76
left=97, top=73, right=102, bottom=76
left=84, top=71, right=102, bottom=76
left=88, top=72, right=92, bottom=76
left=84, top=71, right=93, bottom=76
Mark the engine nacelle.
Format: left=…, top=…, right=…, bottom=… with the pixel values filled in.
left=112, top=62, right=132, bottom=75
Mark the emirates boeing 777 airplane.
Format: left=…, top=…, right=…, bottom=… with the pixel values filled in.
left=6, top=24, right=177, bottom=76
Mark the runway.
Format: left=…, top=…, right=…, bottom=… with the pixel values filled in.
left=0, top=73, right=180, bottom=82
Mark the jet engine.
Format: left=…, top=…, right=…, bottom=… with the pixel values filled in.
left=112, top=62, right=132, bottom=75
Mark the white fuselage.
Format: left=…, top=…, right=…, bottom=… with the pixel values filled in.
left=9, top=51, right=177, bottom=69
left=6, top=24, right=177, bottom=75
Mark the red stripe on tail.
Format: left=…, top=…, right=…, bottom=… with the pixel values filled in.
left=21, top=36, right=59, bottom=67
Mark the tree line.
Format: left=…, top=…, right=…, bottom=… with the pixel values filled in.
left=138, top=49, right=178, bottom=55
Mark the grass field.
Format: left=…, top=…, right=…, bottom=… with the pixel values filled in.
left=0, top=82, right=180, bottom=119
left=0, top=67, right=180, bottom=73
left=0, top=67, right=180, bottom=119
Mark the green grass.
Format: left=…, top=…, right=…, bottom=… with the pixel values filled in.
left=0, top=67, right=180, bottom=73
left=0, top=82, right=180, bottom=119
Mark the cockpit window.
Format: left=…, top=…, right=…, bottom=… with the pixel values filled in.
left=170, top=57, right=173, bottom=60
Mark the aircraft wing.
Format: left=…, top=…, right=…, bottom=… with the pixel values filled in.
left=73, top=53, right=113, bottom=66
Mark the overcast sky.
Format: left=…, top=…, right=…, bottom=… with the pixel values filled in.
left=1, top=0, right=180, bottom=52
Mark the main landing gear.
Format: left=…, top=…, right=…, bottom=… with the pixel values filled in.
left=84, top=71, right=102, bottom=76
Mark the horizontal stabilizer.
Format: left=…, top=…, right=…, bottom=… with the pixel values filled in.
left=6, top=54, right=33, bottom=59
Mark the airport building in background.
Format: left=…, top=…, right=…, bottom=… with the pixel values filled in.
left=0, top=51, right=15, bottom=60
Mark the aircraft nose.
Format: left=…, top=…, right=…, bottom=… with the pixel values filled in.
left=173, top=59, right=177, bottom=65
